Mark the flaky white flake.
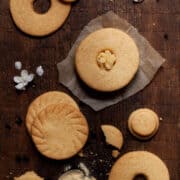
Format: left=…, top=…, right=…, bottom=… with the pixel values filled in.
left=15, top=61, right=22, bottom=70
left=36, top=66, right=44, bottom=76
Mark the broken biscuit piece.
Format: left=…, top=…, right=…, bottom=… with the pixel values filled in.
left=14, top=171, right=44, bottom=180
left=101, top=125, right=123, bottom=150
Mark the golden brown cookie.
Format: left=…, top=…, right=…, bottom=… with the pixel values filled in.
left=14, top=171, right=44, bottom=180
left=75, top=28, right=139, bottom=92
left=10, top=0, right=71, bottom=36
left=26, top=91, right=79, bottom=133
left=109, top=151, right=170, bottom=180
left=31, top=103, right=89, bottom=160
left=128, top=108, right=159, bottom=140
left=101, top=125, right=123, bottom=150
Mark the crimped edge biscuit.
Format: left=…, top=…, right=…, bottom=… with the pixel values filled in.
left=26, top=91, right=79, bottom=133
left=31, top=103, right=89, bottom=160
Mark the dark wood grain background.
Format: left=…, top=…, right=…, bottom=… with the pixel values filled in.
left=0, top=0, right=179, bottom=179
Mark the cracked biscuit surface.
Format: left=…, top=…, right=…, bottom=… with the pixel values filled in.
left=31, top=103, right=89, bottom=160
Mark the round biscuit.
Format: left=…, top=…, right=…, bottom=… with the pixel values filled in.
left=128, top=108, right=159, bottom=140
left=26, top=91, right=79, bottom=133
left=31, top=103, right=89, bottom=160
left=75, top=28, right=140, bottom=92
left=10, top=0, right=71, bottom=36
left=109, top=151, right=170, bottom=180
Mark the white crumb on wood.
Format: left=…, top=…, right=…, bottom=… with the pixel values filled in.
left=15, top=61, right=22, bottom=70
left=36, top=66, right=44, bottom=76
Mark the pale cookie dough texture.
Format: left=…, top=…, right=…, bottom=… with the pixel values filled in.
left=101, top=125, right=123, bottom=150
left=10, top=0, right=71, bottom=36
left=109, top=151, right=170, bottom=180
left=26, top=91, right=79, bottom=133
left=31, top=104, right=89, bottom=160
left=75, top=28, right=140, bottom=92
left=128, top=108, right=159, bottom=140
left=14, top=171, right=44, bottom=180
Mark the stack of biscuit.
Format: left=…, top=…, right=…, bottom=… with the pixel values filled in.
left=128, top=108, right=159, bottom=140
left=26, top=91, right=89, bottom=160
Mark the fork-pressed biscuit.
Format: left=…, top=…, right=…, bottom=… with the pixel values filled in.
left=31, top=103, right=89, bottom=160
left=26, top=91, right=79, bottom=133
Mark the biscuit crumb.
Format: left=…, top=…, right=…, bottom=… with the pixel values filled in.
left=78, top=151, right=85, bottom=157
left=97, top=50, right=116, bottom=70
left=112, top=150, right=120, bottom=158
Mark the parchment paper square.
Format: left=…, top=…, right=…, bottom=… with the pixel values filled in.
left=57, top=11, right=165, bottom=111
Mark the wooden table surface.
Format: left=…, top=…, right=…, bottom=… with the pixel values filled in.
left=0, top=0, right=179, bottom=179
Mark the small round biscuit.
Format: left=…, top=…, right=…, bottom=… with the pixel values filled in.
left=101, top=125, right=123, bottom=150
left=10, top=0, right=71, bottom=36
left=31, top=104, right=89, bottom=160
left=26, top=91, right=79, bottom=133
left=128, top=108, right=159, bottom=140
left=14, top=171, right=44, bottom=180
left=109, top=151, right=170, bottom=180
left=75, top=28, right=139, bottom=92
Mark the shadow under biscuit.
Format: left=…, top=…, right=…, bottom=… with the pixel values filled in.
left=75, top=70, right=139, bottom=101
